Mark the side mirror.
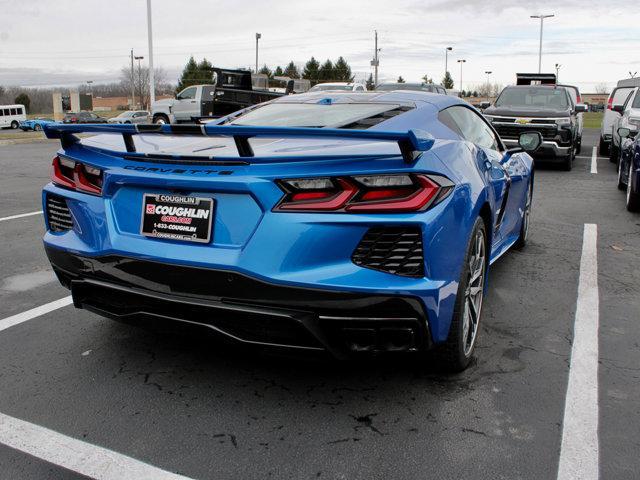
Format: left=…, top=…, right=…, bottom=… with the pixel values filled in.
left=480, top=101, right=491, bottom=109
left=612, top=104, right=625, bottom=114
left=517, top=131, right=543, bottom=153
left=618, top=127, right=631, bottom=139
left=574, top=104, right=588, bottom=113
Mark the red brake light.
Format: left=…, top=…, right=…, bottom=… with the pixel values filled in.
left=607, top=96, right=613, bottom=110
left=274, top=174, right=452, bottom=213
left=51, top=156, right=103, bottom=195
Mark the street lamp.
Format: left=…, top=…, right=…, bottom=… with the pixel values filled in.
left=445, top=46, right=453, bottom=79
left=484, top=71, right=492, bottom=97
left=457, top=59, right=466, bottom=92
left=255, top=33, right=262, bottom=73
left=531, top=14, right=554, bottom=73
left=146, top=0, right=155, bottom=105
left=555, top=63, right=562, bottom=81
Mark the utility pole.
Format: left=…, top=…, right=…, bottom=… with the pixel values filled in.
left=146, top=0, right=156, bottom=105
left=457, top=59, right=466, bottom=92
left=130, top=49, right=135, bottom=110
left=255, top=33, right=261, bottom=73
left=445, top=47, right=452, bottom=79
left=370, top=30, right=380, bottom=85
left=135, top=55, right=144, bottom=109
left=555, top=63, right=561, bottom=81
left=531, top=14, right=554, bottom=74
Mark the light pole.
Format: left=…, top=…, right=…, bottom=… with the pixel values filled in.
left=130, top=49, right=135, bottom=110
left=531, top=14, right=554, bottom=73
left=255, top=33, right=261, bottom=73
left=555, top=63, right=562, bottom=81
left=445, top=46, right=453, bottom=79
left=371, top=30, right=380, bottom=86
left=484, top=71, right=492, bottom=97
left=134, top=55, right=144, bottom=109
left=457, top=59, right=466, bottom=92
left=146, top=0, right=155, bottom=106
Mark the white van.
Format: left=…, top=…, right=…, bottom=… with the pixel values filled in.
left=0, top=104, right=27, bottom=129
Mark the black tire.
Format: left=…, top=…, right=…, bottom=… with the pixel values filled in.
left=599, top=137, right=610, bottom=156
left=575, top=136, right=582, bottom=156
left=562, top=153, right=573, bottom=171
left=435, top=217, right=487, bottom=372
left=514, top=180, right=533, bottom=249
left=34, top=124, right=42, bottom=131
left=10, top=121, right=18, bottom=129
left=617, top=160, right=626, bottom=191
left=609, top=143, right=619, bottom=164
left=153, top=114, right=169, bottom=125
left=626, top=162, right=640, bottom=212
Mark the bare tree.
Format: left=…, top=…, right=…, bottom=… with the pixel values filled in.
left=594, top=82, right=609, bottom=94
left=120, top=65, right=169, bottom=109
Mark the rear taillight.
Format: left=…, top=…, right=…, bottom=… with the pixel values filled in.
left=274, top=174, right=453, bottom=213
left=577, top=94, right=582, bottom=104
left=51, top=156, right=103, bottom=195
left=607, top=96, right=613, bottom=110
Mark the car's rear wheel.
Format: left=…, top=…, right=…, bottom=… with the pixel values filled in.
left=626, top=162, right=640, bottom=212
left=599, top=137, right=610, bottom=156
left=575, top=136, right=582, bottom=155
left=562, top=151, right=573, bottom=171
left=610, top=143, right=619, bottom=164
left=34, top=124, right=42, bottom=131
left=617, top=160, right=627, bottom=190
left=436, top=217, right=487, bottom=372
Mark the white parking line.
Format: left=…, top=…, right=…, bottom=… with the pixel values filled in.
left=590, top=146, right=598, bottom=174
left=0, top=296, right=72, bottom=333
left=557, top=224, right=599, bottom=480
left=0, top=210, right=42, bottom=222
left=0, top=411, right=194, bottom=480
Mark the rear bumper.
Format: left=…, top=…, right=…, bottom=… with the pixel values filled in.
left=46, top=246, right=432, bottom=357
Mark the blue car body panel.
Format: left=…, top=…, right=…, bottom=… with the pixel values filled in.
left=20, top=118, right=55, bottom=131
left=41, top=91, right=533, bottom=346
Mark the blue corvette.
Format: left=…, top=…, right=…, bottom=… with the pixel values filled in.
left=616, top=127, right=640, bottom=212
left=20, top=117, right=55, bottom=131
left=42, top=92, right=540, bottom=371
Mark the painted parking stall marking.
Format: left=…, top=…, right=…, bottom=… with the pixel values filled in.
left=0, top=210, right=42, bottom=222
left=0, top=296, right=72, bottom=333
left=0, top=411, right=194, bottom=480
left=590, top=146, right=598, bottom=174
left=557, top=224, right=599, bottom=480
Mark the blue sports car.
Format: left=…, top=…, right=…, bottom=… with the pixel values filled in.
left=616, top=127, right=640, bottom=212
left=42, top=92, right=540, bottom=371
left=20, top=117, right=55, bottom=131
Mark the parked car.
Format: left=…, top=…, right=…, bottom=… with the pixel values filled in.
left=600, top=85, right=634, bottom=155
left=42, top=91, right=540, bottom=372
left=308, top=82, right=367, bottom=92
left=151, top=68, right=291, bottom=124
left=558, top=84, right=584, bottom=154
left=610, top=87, right=640, bottom=163
left=376, top=83, right=447, bottom=95
left=0, top=104, right=27, bottom=129
left=107, top=111, right=150, bottom=124
left=481, top=85, right=587, bottom=171
left=19, top=117, right=55, bottom=131
left=63, top=112, right=108, bottom=124
left=615, top=127, right=640, bottom=211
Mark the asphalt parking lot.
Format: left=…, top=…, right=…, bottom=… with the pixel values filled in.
left=0, top=129, right=638, bottom=479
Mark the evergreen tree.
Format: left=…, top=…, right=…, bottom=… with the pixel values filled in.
left=14, top=93, right=30, bottom=112
left=302, top=57, right=320, bottom=83
left=365, top=73, right=375, bottom=90
left=442, top=71, right=454, bottom=89
left=472, top=90, right=479, bottom=97
left=176, top=56, right=214, bottom=92
left=274, top=66, right=284, bottom=77
left=258, top=64, right=273, bottom=78
left=421, top=74, right=433, bottom=84
left=397, top=76, right=405, bottom=83
left=283, top=61, right=300, bottom=79
left=333, top=56, right=353, bottom=82
left=319, top=60, right=334, bottom=81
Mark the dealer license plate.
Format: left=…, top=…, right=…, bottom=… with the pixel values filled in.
left=141, top=193, right=214, bottom=243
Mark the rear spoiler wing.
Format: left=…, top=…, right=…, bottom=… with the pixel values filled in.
left=43, top=123, right=435, bottom=164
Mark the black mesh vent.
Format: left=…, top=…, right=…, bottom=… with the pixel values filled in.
left=46, top=194, right=74, bottom=232
left=352, top=227, right=424, bottom=277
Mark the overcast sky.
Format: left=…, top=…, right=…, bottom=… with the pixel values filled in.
left=1, top=0, right=638, bottom=92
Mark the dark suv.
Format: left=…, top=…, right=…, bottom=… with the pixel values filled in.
left=63, top=112, right=108, bottom=124
left=481, top=85, right=587, bottom=171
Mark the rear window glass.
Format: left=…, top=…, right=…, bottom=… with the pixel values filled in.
left=231, top=103, right=409, bottom=128
left=496, top=87, right=569, bottom=108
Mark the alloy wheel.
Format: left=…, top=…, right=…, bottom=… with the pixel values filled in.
left=462, top=228, right=486, bottom=357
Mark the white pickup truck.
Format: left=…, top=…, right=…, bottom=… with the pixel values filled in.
left=151, top=68, right=295, bottom=124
